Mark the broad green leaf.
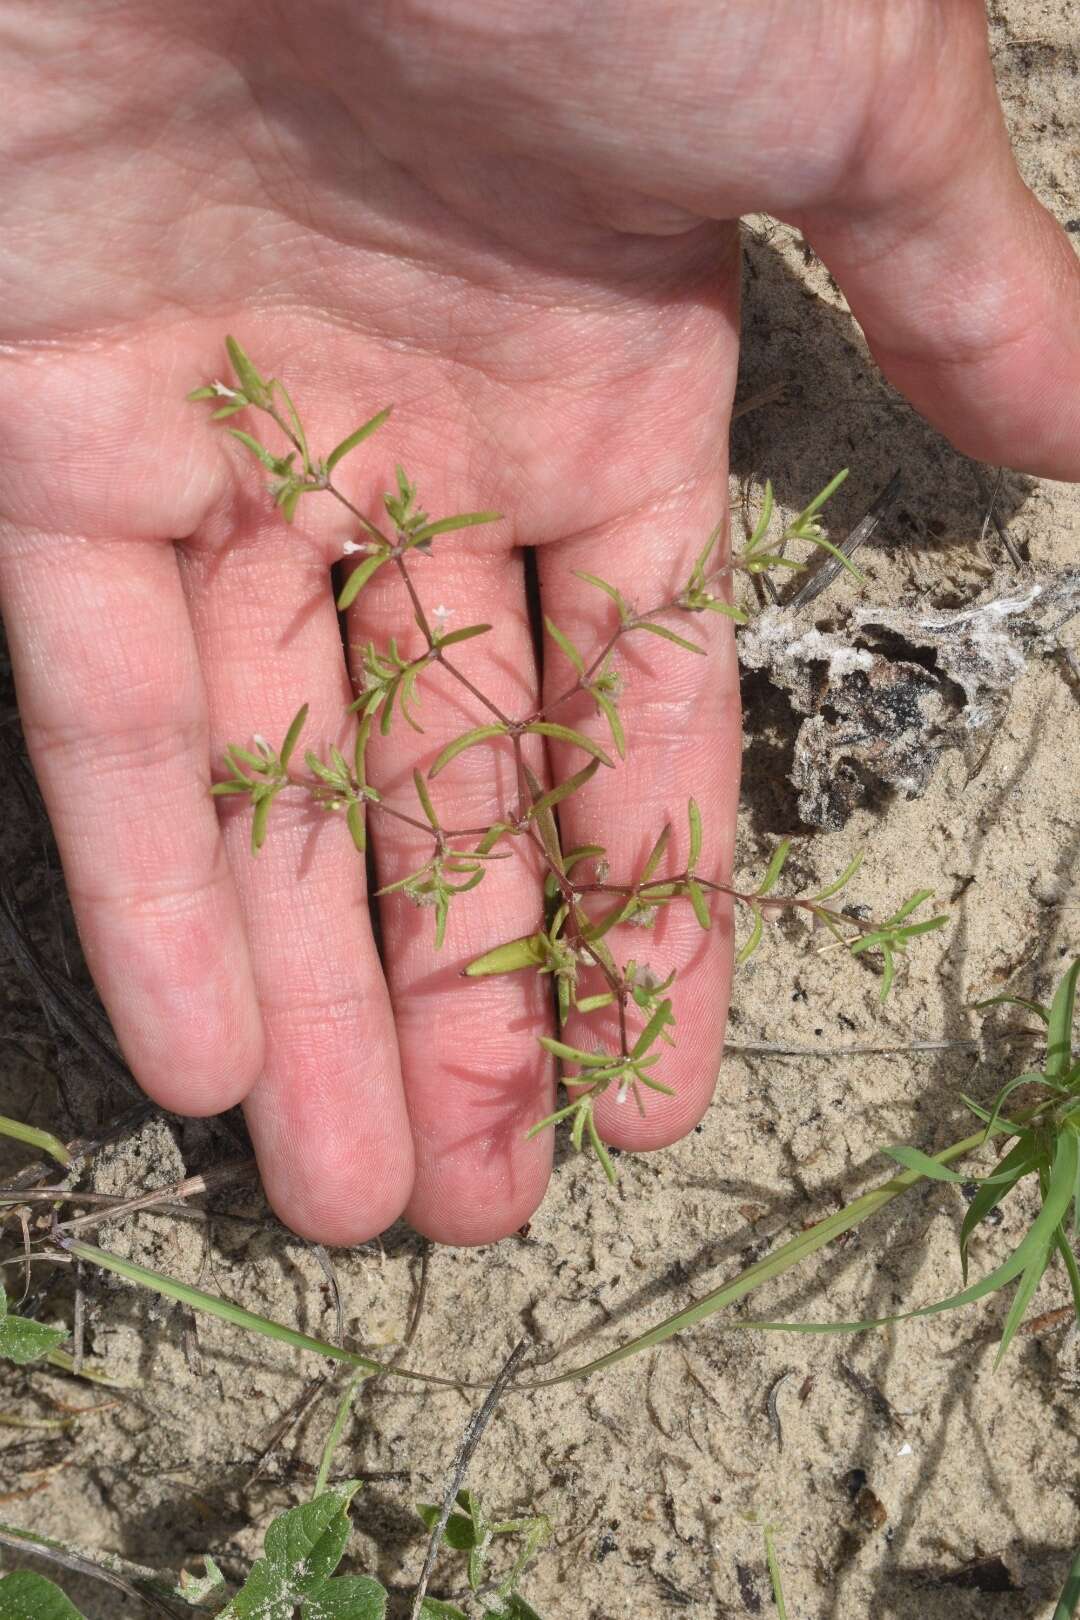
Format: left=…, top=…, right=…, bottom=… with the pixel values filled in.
left=0, top=1114, right=72, bottom=1168
left=279, top=703, right=309, bottom=772
left=524, top=722, right=612, bottom=768
left=1046, top=959, right=1080, bottom=1083
left=465, top=935, right=546, bottom=977
left=176, top=1555, right=227, bottom=1604
left=222, top=1485, right=362, bottom=1616
left=303, top=1575, right=388, bottom=1619
left=337, top=553, right=389, bottom=611
left=0, top=1286, right=66, bottom=1365
left=631, top=621, right=704, bottom=655
left=420, top=1603, right=468, bottom=1619
left=225, top=335, right=269, bottom=407
left=0, top=1573, right=87, bottom=1619
left=325, top=408, right=392, bottom=473
left=415, top=1505, right=478, bottom=1550
left=428, top=725, right=509, bottom=779
left=544, top=616, right=585, bottom=676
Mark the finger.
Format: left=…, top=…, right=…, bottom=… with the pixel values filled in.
left=802, top=3, right=1080, bottom=479
left=347, top=543, right=555, bottom=1245
left=538, top=474, right=740, bottom=1150
left=179, top=524, right=413, bottom=1243
left=0, top=527, right=263, bottom=1114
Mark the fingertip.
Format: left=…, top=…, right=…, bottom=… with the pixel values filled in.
left=256, top=1117, right=415, bottom=1246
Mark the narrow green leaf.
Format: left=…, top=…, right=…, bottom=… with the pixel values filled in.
left=413, top=770, right=441, bottom=830
left=593, top=689, right=626, bottom=758
left=812, top=851, right=864, bottom=903
left=544, top=616, right=585, bottom=676
left=524, top=722, right=613, bottom=768
left=1046, top=959, right=1080, bottom=1082
left=687, top=798, right=702, bottom=869
left=465, top=935, right=546, bottom=977
left=630, top=998, right=674, bottom=1061
left=251, top=793, right=272, bottom=855
left=225, top=335, right=269, bottom=406
left=346, top=801, right=366, bottom=854
left=640, top=825, right=671, bottom=884
left=787, top=467, right=848, bottom=532
left=538, top=1037, right=616, bottom=1069
left=735, top=905, right=764, bottom=966
left=880, top=1145, right=970, bottom=1184
left=959, top=1138, right=1034, bottom=1281
left=408, top=511, right=501, bottom=545
left=745, top=478, right=775, bottom=551
left=575, top=992, right=615, bottom=1013
left=686, top=878, right=710, bottom=931
left=325, top=407, right=392, bottom=473
left=336, top=552, right=389, bottom=611
left=585, top=1108, right=618, bottom=1186
left=526, top=758, right=600, bottom=820
left=757, top=838, right=792, bottom=897
left=210, top=400, right=249, bottom=420
left=572, top=571, right=627, bottom=618
left=279, top=702, right=309, bottom=771
left=971, top=993, right=1050, bottom=1025
left=995, top=1239, right=1052, bottom=1366
left=228, top=427, right=278, bottom=471
left=187, top=384, right=217, bottom=401
left=428, top=725, right=509, bottom=779
left=631, top=621, right=705, bottom=655
left=435, top=623, right=493, bottom=648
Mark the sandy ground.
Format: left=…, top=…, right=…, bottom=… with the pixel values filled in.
left=1, top=4, right=1079, bottom=1616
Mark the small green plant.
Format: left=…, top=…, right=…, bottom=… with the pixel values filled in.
left=189, top=340, right=946, bottom=1178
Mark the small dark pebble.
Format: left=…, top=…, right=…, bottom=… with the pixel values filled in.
left=736, top=1562, right=762, bottom=1614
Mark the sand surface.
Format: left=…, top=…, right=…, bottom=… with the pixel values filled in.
left=1, top=4, right=1078, bottom=1616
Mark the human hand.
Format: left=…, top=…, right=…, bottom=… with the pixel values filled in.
left=1, top=0, right=1076, bottom=1245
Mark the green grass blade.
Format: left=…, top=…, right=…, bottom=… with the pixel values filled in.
left=995, top=1239, right=1052, bottom=1366
left=1046, top=959, right=1080, bottom=1082
left=534, top=1121, right=1004, bottom=1385
left=0, top=1115, right=72, bottom=1169
left=61, top=1239, right=465, bottom=1390
left=1052, top=1543, right=1080, bottom=1620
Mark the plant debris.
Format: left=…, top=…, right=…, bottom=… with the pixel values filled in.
left=738, top=569, right=1080, bottom=828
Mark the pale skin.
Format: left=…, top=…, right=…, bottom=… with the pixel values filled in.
left=1, top=1, right=1078, bottom=1245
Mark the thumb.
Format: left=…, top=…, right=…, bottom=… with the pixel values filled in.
left=801, top=17, right=1080, bottom=480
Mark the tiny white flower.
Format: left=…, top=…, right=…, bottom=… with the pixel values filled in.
left=430, top=603, right=452, bottom=631
left=615, top=1081, right=630, bottom=1105
left=636, top=964, right=662, bottom=992
left=211, top=380, right=240, bottom=399
left=252, top=734, right=272, bottom=756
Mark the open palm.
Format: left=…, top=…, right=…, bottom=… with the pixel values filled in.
left=2, top=0, right=1077, bottom=1244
